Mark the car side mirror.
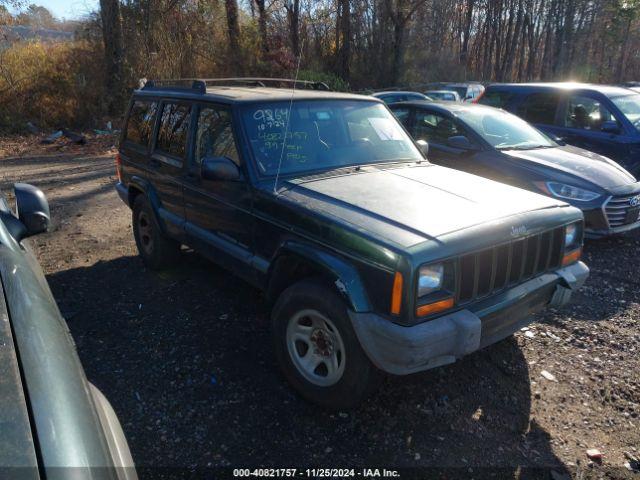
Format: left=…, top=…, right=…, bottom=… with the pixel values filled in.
left=14, top=183, right=50, bottom=238
left=416, top=139, right=429, bottom=157
left=201, top=156, right=241, bottom=181
left=601, top=120, right=620, bottom=134
left=447, top=135, right=476, bottom=150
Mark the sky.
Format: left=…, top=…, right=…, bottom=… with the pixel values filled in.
left=14, top=0, right=99, bottom=20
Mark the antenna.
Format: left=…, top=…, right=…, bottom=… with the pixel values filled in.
left=273, top=38, right=305, bottom=193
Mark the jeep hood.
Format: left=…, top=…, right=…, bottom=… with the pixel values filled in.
left=502, top=145, right=636, bottom=189
left=281, top=164, right=566, bottom=244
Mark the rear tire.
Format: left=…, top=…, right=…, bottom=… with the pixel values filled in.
left=272, top=278, right=382, bottom=410
left=132, top=195, right=180, bottom=270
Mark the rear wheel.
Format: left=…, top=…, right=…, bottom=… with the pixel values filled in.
left=272, top=278, right=382, bottom=409
left=132, top=195, right=180, bottom=270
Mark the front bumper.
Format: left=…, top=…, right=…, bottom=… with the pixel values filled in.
left=349, top=261, right=589, bottom=375
left=583, top=207, right=640, bottom=238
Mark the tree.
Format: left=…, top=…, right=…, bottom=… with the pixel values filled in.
left=99, top=0, right=124, bottom=115
left=254, top=0, right=269, bottom=58
left=224, top=0, right=242, bottom=73
left=16, top=4, right=55, bottom=28
left=285, top=0, right=300, bottom=55
left=336, top=0, right=351, bottom=81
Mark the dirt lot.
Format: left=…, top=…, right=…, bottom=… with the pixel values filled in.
left=0, top=136, right=638, bottom=478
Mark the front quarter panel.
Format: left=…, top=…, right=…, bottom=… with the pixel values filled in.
left=0, top=224, right=135, bottom=477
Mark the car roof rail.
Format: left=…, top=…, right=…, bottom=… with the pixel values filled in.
left=139, top=77, right=331, bottom=93
left=199, top=77, right=331, bottom=91
left=140, top=78, right=207, bottom=94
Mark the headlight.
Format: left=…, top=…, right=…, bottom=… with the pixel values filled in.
left=540, top=181, right=600, bottom=202
left=565, top=223, right=578, bottom=248
left=564, top=221, right=582, bottom=251
left=418, top=263, right=444, bottom=297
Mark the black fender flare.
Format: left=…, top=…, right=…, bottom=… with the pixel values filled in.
left=267, top=241, right=372, bottom=313
left=127, top=177, right=171, bottom=235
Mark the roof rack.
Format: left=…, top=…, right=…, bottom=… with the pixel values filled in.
left=140, top=77, right=331, bottom=93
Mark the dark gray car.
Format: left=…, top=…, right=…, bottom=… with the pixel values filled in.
left=391, top=101, right=640, bottom=237
left=0, top=184, right=136, bottom=480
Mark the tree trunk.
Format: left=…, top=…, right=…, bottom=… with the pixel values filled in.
left=337, top=0, right=351, bottom=81
left=224, top=0, right=242, bottom=74
left=99, top=0, right=124, bottom=116
left=286, top=0, right=301, bottom=56
left=460, top=0, right=475, bottom=70
left=254, top=0, right=269, bottom=58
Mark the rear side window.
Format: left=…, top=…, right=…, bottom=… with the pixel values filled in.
left=156, top=102, right=191, bottom=158
left=479, top=90, right=513, bottom=108
left=125, top=100, right=158, bottom=147
left=195, top=107, right=240, bottom=166
left=517, top=92, right=560, bottom=124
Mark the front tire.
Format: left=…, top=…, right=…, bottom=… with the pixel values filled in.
left=272, top=278, right=382, bottom=409
left=132, top=195, right=181, bottom=270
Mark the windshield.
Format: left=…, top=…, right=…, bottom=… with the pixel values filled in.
left=456, top=108, right=556, bottom=150
left=241, top=100, right=422, bottom=176
left=610, top=93, right=640, bottom=132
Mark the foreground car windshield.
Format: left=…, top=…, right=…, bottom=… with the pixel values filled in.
left=241, top=100, right=422, bottom=176
left=457, top=108, right=556, bottom=150
left=610, top=93, right=640, bottom=131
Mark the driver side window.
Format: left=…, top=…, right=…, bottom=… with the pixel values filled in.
left=413, top=111, right=462, bottom=144
left=195, top=107, right=240, bottom=167
left=564, top=95, right=616, bottom=131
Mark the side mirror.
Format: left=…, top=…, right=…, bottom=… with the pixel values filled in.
left=14, top=183, right=50, bottom=238
left=416, top=139, right=429, bottom=157
left=201, top=156, right=241, bottom=181
left=447, top=135, right=476, bottom=150
left=601, top=120, right=620, bottom=134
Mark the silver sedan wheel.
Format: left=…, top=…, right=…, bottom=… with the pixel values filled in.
left=286, top=309, right=346, bottom=387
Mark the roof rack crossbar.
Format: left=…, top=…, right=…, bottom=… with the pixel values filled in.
left=140, top=77, right=330, bottom=92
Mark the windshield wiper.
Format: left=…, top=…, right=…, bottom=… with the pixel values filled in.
left=497, top=144, right=552, bottom=151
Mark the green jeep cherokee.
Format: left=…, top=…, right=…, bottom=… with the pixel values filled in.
left=115, top=78, right=589, bottom=409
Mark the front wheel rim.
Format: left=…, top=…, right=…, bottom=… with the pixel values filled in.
left=286, top=309, right=346, bottom=387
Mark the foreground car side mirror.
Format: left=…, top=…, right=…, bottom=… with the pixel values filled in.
left=201, top=156, right=242, bottom=181
left=416, top=139, right=429, bottom=157
left=601, top=120, right=620, bottom=134
left=15, top=183, right=50, bottom=238
left=447, top=135, right=477, bottom=150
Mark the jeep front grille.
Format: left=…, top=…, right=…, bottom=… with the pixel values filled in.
left=457, top=227, right=564, bottom=304
left=604, top=194, right=640, bottom=228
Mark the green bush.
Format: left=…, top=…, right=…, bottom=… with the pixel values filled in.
left=298, top=70, right=350, bottom=92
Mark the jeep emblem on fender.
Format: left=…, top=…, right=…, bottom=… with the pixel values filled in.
left=630, top=195, right=640, bottom=207
left=511, top=225, right=528, bottom=237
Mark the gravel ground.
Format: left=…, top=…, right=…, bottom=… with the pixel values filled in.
left=0, top=141, right=638, bottom=479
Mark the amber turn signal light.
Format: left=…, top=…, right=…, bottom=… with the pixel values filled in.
left=416, top=297, right=455, bottom=317
left=562, top=248, right=581, bottom=266
left=390, top=272, right=403, bottom=315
